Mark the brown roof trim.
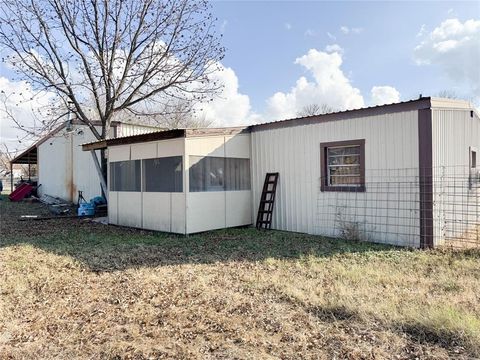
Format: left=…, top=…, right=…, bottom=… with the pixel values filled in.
left=82, top=129, right=186, bottom=151
left=252, top=97, right=432, bottom=132
left=81, top=127, right=250, bottom=151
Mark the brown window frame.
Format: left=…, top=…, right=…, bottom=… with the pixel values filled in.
left=470, top=146, right=477, bottom=170
left=320, top=139, right=366, bottom=192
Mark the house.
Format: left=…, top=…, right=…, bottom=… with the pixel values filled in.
left=10, top=120, right=163, bottom=202
left=80, top=97, right=479, bottom=248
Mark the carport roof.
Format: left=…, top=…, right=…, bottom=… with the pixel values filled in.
left=10, top=143, right=38, bottom=165
left=81, top=127, right=251, bottom=151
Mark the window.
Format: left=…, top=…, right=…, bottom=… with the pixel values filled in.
left=110, top=160, right=141, bottom=192
left=189, top=156, right=251, bottom=192
left=225, top=158, right=251, bottom=190
left=320, top=139, right=365, bottom=192
left=470, top=146, right=479, bottom=189
left=470, top=147, right=477, bottom=169
left=143, top=156, right=183, bottom=192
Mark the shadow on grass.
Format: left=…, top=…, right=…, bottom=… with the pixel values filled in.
left=305, top=304, right=478, bottom=357
left=0, top=218, right=400, bottom=272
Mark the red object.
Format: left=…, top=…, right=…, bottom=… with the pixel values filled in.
left=9, top=183, right=34, bottom=202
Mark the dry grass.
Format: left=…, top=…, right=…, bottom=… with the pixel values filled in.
left=1, top=196, right=479, bottom=359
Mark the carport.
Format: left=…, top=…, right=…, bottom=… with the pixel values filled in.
left=9, top=143, right=37, bottom=190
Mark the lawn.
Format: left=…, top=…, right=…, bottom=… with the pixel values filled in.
left=1, top=195, right=479, bottom=359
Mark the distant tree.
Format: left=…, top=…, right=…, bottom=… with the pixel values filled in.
left=436, top=90, right=461, bottom=99
left=297, top=104, right=337, bottom=117
left=0, top=0, right=225, bottom=182
left=0, top=143, right=33, bottom=179
left=156, top=100, right=213, bottom=129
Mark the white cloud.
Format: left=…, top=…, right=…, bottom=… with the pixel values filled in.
left=265, top=49, right=365, bottom=120
left=285, top=22, right=292, bottom=30
left=414, top=18, right=480, bottom=99
left=324, top=44, right=344, bottom=54
left=304, top=29, right=317, bottom=37
left=195, top=64, right=257, bottom=126
left=416, top=24, right=427, bottom=37
left=220, top=20, right=228, bottom=33
left=340, top=26, right=363, bottom=35
left=327, top=32, right=336, bottom=41
left=370, top=86, right=401, bottom=105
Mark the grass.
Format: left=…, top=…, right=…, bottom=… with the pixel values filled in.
left=1, top=195, right=479, bottom=359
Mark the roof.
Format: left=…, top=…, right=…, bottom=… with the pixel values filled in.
left=10, top=120, right=166, bottom=164
left=251, top=97, right=432, bottom=132
left=10, top=123, right=66, bottom=165
left=251, top=97, right=478, bottom=132
left=81, top=127, right=250, bottom=151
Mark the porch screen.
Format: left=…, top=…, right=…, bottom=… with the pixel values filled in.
left=110, top=160, right=141, bottom=191
left=189, top=156, right=251, bottom=192
left=143, top=156, right=183, bottom=192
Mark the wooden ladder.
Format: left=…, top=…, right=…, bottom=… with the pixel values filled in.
left=256, top=172, right=279, bottom=230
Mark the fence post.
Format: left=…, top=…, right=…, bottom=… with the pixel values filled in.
left=418, top=108, right=434, bottom=249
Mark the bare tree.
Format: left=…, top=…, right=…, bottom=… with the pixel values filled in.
left=436, top=90, right=461, bottom=99
left=0, top=0, right=224, bottom=181
left=0, top=143, right=34, bottom=178
left=297, top=103, right=337, bottom=117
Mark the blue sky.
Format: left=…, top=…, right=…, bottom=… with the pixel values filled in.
left=1, top=0, right=479, bottom=148
left=211, top=1, right=480, bottom=112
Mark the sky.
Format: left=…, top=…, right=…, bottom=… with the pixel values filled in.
left=1, top=0, right=480, bottom=150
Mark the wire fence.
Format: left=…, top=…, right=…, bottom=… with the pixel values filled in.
left=315, top=166, right=480, bottom=249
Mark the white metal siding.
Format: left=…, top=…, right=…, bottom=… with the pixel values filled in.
left=251, top=111, right=421, bottom=247
left=107, top=138, right=187, bottom=234
left=185, top=134, right=253, bottom=234
left=432, top=109, right=480, bottom=245
left=38, top=125, right=102, bottom=202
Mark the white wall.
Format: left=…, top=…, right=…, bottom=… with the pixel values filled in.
left=185, top=134, right=252, bottom=234
left=38, top=133, right=71, bottom=201
left=107, top=138, right=186, bottom=233
left=251, top=111, right=421, bottom=247
left=38, top=125, right=102, bottom=202
left=432, top=108, right=480, bottom=246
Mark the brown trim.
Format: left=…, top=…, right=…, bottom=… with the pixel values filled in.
left=82, top=129, right=185, bottom=151
left=81, top=127, right=251, bottom=151
left=320, top=139, right=366, bottom=192
left=418, top=108, right=434, bottom=249
left=252, top=98, right=432, bottom=132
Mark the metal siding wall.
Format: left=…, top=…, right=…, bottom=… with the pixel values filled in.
left=432, top=109, right=480, bottom=245
left=72, top=126, right=103, bottom=202
left=107, top=138, right=187, bottom=234
left=251, top=111, right=421, bottom=246
left=185, top=134, right=253, bottom=233
left=38, top=132, right=71, bottom=201
left=116, top=123, right=162, bottom=138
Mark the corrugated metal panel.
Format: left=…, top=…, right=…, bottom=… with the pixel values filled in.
left=432, top=109, right=480, bottom=245
left=38, top=125, right=103, bottom=202
left=251, top=110, right=421, bottom=247
left=116, top=123, right=163, bottom=138
left=107, top=138, right=187, bottom=234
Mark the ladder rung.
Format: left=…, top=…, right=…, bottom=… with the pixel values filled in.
left=260, top=200, right=274, bottom=203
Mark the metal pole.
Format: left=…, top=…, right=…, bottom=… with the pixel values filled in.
left=90, top=149, right=108, bottom=201
left=10, top=163, right=13, bottom=193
